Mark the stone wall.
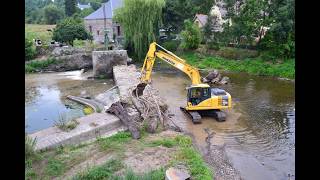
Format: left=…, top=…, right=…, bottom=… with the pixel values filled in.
left=92, top=50, right=129, bottom=78
left=84, top=19, right=113, bottom=43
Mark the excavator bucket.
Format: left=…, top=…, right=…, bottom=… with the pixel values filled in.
left=132, top=83, right=147, bottom=97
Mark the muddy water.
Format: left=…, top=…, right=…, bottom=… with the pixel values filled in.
left=151, top=70, right=295, bottom=180
left=25, top=71, right=114, bottom=133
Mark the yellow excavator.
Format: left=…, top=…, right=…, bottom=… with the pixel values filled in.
left=138, top=42, right=232, bottom=123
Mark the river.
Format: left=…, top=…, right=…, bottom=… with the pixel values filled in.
left=25, top=69, right=294, bottom=180
left=151, top=69, right=295, bottom=180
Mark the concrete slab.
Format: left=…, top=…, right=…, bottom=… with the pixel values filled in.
left=113, top=65, right=140, bottom=103
left=29, top=113, right=126, bottom=151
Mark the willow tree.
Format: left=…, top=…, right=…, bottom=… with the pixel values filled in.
left=114, top=0, right=165, bottom=60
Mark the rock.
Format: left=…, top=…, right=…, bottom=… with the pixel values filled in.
left=52, top=53, right=93, bottom=71
left=165, top=167, right=190, bottom=180
left=219, top=76, right=230, bottom=84
left=51, top=46, right=86, bottom=57
left=92, top=50, right=129, bottom=78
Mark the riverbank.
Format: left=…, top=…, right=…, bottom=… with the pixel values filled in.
left=26, top=130, right=213, bottom=179
left=178, top=51, right=295, bottom=79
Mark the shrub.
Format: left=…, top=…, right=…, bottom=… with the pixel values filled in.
left=25, top=38, right=36, bottom=61
left=53, top=17, right=92, bottom=46
left=162, top=40, right=180, bottom=52
left=180, top=20, right=202, bottom=50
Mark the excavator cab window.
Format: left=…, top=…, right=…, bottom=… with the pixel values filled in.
left=188, top=87, right=211, bottom=106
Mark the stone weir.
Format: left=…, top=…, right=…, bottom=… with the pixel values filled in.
left=28, top=64, right=142, bottom=151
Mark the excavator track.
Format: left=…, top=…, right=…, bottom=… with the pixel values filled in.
left=210, top=110, right=226, bottom=122
left=180, top=107, right=202, bottom=123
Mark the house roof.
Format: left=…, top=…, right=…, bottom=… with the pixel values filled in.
left=194, top=14, right=208, bottom=26
left=84, top=0, right=123, bottom=20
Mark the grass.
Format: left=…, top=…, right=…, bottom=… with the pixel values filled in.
left=179, top=51, right=295, bottom=79
left=45, top=157, right=66, bottom=176
left=74, top=159, right=123, bottom=180
left=148, top=135, right=213, bottom=180
left=121, top=168, right=165, bottom=180
left=54, top=113, right=80, bottom=131
left=172, top=135, right=213, bottom=180
left=97, top=131, right=132, bottom=151
left=25, top=57, right=59, bottom=73
left=25, top=24, right=56, bottom=45
left=25, top=131, right=213, bottom=180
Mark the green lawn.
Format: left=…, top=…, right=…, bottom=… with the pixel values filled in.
left=179, top=51, right=295, bottom=79
left=25, top=24, right=56, bottom=44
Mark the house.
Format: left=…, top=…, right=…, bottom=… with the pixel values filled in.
left=194, top=14, right=208, bottom=29
left=84, top=0, right=123, bottom=44
left=77, top=2, right=91, bottom=10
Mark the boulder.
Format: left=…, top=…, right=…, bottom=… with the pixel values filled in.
left=92, top=50, right=129, bottom=78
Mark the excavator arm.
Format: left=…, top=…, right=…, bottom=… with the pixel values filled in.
left=140, top=42, right=202, bottom=85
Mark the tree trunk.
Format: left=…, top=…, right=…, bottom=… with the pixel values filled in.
left=107, top=102, right=140, bottom=139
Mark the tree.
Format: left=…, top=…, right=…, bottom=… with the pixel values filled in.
left=65, top=0, right=77, bottom=16
left=180, top=20, right=202, bottom=49
left=162, top=0, right=196, bottom=34
left=259, top=0, right=295, bottom=58
left=44, top=4, right=64, bottom=24
left=78, top=7, right=95, bottom=18
left=114, top=0, right=165, bottom=60
left=192, top=0, right=215, bottom=15
left=90, top=1, right=101, bottom=10
left=52, top=18, right=92, bottom=46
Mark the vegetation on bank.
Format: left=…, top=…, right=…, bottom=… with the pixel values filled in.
left=25, top=58, right=59, bottom=73
left=179, top=51, right=295, bottom=79
left=25, top=131, right=213, bottom=180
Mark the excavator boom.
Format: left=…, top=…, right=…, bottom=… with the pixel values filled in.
left=141, top=42, right=202, bottom=85
left=138, top=42, right=232, bottom=123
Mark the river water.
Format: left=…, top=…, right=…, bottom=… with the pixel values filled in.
left=151, top=70, right=295, bottom=180
left=25, top=69, right=294, bottom=180
left=25, top=71, right=114, bottom=133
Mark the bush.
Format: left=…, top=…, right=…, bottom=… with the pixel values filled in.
left=180, top=20, right=202, bottom=50
left=161, top=40, right=180, bottom=52
left=206, top=41, right=220, bottom=51
left=25, top=38, right=36, bottom=61
left=53, top=18, right=92, bottom=46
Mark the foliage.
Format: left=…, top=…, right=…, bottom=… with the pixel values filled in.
left=181, top=51, right=295, bottom=79
left=114, top=0, right=165, bottom=60
left=25, top=135, right=37, bottom=160
left=150, top=138, right=177, bottom=148
left=52, top=18, right=92, bottom=46
left=65, top=0, right=77, bottom=16
left=90, top=1, right=102, bottom=10
left=161, top=40, right=180, bottom=52
left=180, top=20, right=202, bottom=50
left=162, top=0, right=196, bottom=34
left=45, top=158, right=66, bottom=176
left=25, top=24, right=56, bottom=45
left=171, top=135, right=213, bottom=180
left=25, top=38, right=36, bottom=61
left=78, top=7, right=95, bottom=18
left=97, top=131, right=132, bottom=151
left=25, top=58, right=58, bottom=73
left=74, top=159, right=123, bottom=180
left=43, top=4, right=64, bottom=24
left=122, top=168, right=165, bottom=180
left=258, top=0, right=295, bottom=59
